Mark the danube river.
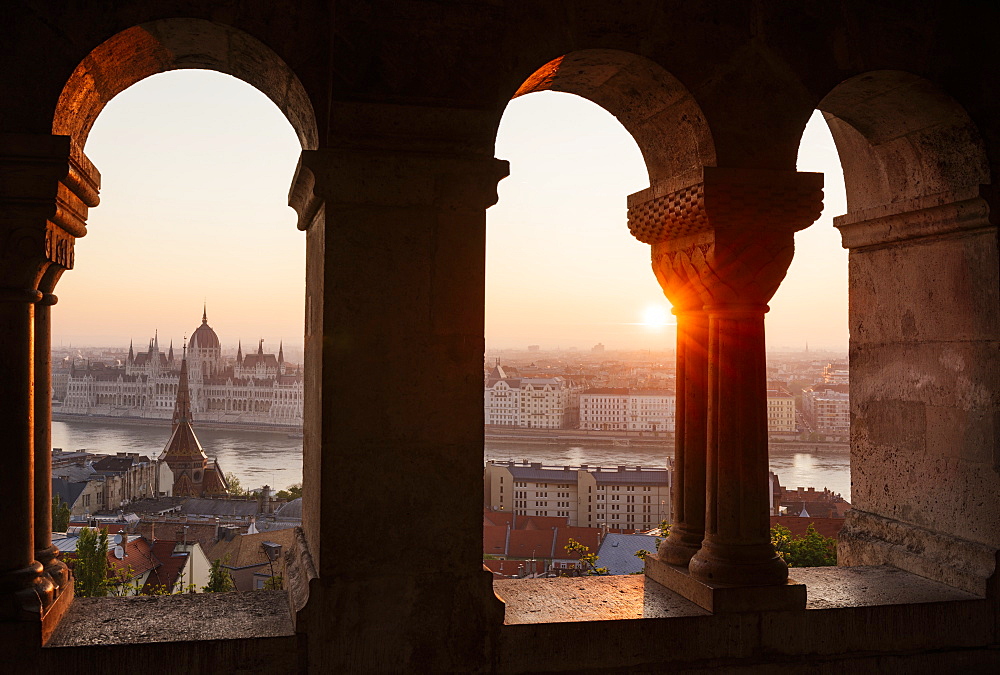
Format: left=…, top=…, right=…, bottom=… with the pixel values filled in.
left=52, top=419, right=305, bottom=492
left=53, top=420, right=851, bottom=500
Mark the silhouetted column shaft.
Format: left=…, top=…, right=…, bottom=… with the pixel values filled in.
left=687, top=305, right=787, bottom=585
left=658, top=308, right=708, bottom=565
left=0, top=290, right=46, bottom=619
left=34, top=284, right=69, bottom=593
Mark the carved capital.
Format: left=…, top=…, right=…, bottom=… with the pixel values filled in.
left=633, top=168, right=822, bottom=308
left=0, top=134, right=99, bottom=290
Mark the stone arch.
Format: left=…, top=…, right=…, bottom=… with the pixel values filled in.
left=818, top=70, right=990, bottom=213
left=52, top=18, right=318, bottom=150
left=508, top=49, right=716, bottom=184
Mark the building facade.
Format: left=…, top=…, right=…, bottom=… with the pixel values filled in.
left=579, top=388, right=676, bottom=432
left=803, top=388, right=850, bottom=433
left=483, top=364, right=580, bottom=429
left=766, top=390, right=797, bottom=432
left=61, top=310, right=303, bottom=427
left=485, top=460, right=671, bottom=531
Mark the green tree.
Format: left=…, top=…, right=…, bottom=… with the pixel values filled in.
left=52, top=495, right=71, bottom=531
left=275, top=483, right=302, bottom=501
left=771, top=523, right=837, bottom=567
left=564, top=538, right=607, bottom=576
left=74, top=527, right=110, bottom=597
left=263, top=574, right=283, bottom=590
left=203, top=556, right=236, bottom=592
left=225, top=472, right=247, bottom=497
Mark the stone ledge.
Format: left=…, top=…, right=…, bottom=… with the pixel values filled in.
left=45, top=591, right=294, bottom=647
left=496, top=574, right=708, bottom=624
left=498, top=564, right=981, bottom=626
left=498, top=566, right=993, bottom=672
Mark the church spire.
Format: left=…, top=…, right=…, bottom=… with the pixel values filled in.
left=202, top=303, right=208, bottom=324
left=168, top=340, right=174, bottom=362
left=128, top=340, right=134, bottom=363
left=278, top=341, right=284, bottom=363
left=236, top=341, right=243, bottom=363
left=258, top=339, right=264, bottom=356
left=172, top=345, right=192, bottom=427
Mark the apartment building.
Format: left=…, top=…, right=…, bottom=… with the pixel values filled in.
left=803, top=388, right=850, bottom=432
left=579, top=388, right=676, bottom=432
left=483, top=363, right=579, bottom=429
left=766, top=390, right=796, bottom=432
left=484, top=460, right=671, bottom=530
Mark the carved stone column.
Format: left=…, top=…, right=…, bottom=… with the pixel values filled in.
left=634, top=167, right=822, bottom=609
left=0, top=134, right=98, bottom=626
left=34, top=265, right=69, bottom=594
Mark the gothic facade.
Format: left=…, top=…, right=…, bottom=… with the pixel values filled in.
left=61, top=310, right=303, bottom=428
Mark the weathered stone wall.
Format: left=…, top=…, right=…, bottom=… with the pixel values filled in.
left=2, top=1, right=999, bottom=672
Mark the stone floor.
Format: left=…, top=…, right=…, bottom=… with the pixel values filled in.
left=46, top=590, right=295, bottom=647
left=496, top=565, right=983, bottom=624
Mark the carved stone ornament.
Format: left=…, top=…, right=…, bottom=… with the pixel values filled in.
left=632, top=168, right=823, bottom=308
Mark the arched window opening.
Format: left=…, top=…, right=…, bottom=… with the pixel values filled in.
left=54, top=70, right=305, bottom=511
left=750, top=110, right=852, bottom=522
left=10, top=19, right=318, bottom=642
left=484, top=90, right=667, bottom=566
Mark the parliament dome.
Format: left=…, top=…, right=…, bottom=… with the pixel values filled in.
left=190, top=307, right=221, bottom=350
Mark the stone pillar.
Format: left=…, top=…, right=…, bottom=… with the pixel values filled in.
left=287, top=113, right=507, bottom=671
left=835, top=189, right=1000, bottom=596
left=0, top=134, right=98, bottom=624
left=34, top=266, right=69, bottom=594
left=632, top=168, right=822, bottom=605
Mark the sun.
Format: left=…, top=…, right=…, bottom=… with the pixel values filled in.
left=641, top=304, right=671, bottom=328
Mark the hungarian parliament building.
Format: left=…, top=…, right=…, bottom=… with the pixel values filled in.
left=59, top=310, right=303, bottom=428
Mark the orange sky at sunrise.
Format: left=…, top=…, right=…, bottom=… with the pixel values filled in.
left=53, top=70, right=847, bottom=352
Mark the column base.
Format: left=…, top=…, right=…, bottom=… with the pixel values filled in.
left=40, top=579, right=73, bottom=645
left=37, top=546, right=70, bottom=592
left=645, top=554, right=805, bottom=613
left=657, top=528, right=704, bottom=566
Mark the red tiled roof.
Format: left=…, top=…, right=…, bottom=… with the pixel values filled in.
left=483, top=511, right=513, bottom=528
left=483, top=525, right=508, bottom=555
left=108, top=536, right=161, bottom=579
left=141, top=540, right=189, bottom=594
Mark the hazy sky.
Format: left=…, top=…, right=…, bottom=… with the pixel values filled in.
left=55, top=70, right=847, bottom=352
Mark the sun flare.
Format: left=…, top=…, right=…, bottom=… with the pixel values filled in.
left=641, top=304, right=671, bottom=328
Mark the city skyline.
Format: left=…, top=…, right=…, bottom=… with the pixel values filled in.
left=54, top=70, right=847, bottom=351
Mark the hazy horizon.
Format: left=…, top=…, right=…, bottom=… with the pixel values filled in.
left=53, top=71, right=848, bottom=353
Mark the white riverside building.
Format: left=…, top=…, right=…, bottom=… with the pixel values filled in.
left=61, top=310, right=303, bottom=428
left=484, top=460, right=672, bottom=530
left=483, top=363, right=581, bottom=429
left=579, top=388, right=676, bottom=433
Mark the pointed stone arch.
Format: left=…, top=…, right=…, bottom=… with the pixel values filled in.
left=508, top=49, right=716, bottom=184
left=819, top=70, right=990, bottom=216
left=52, top=18, right=318, bottom=150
